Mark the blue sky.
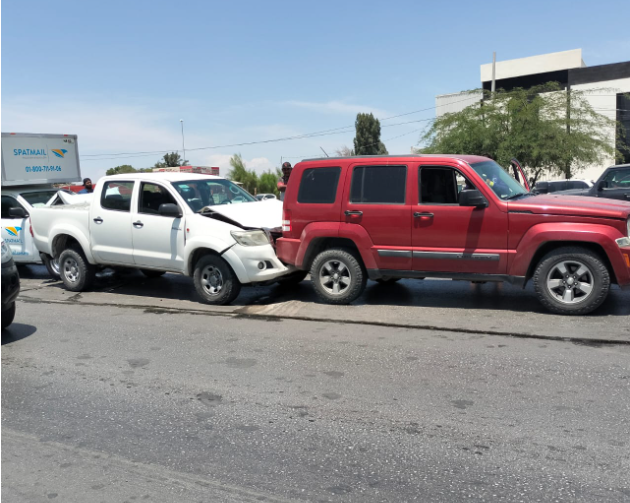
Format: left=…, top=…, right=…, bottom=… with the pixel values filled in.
left=2, top=0, right=629, bottom=181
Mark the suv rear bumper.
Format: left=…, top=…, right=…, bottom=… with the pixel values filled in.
left=276, top=237, right=300, bottom=267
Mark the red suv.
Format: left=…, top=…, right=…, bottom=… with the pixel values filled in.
left=276, top=155, right=630, bottom=315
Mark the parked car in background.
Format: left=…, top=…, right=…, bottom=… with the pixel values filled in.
left=533, top=179, right=593, bottom=194
left=256, top=193, right=277, bottom=201
left=1, top=185, right=62, bottom=277
left=30, top=173, right=288, bottom=305
left=2, top=239, right=20, bottom=329
left=276, top=154, right=630, bottom=315
left=542, top=164, right=630, bottom=201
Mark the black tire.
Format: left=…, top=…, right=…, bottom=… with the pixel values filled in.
left=310, top=248, right=366, bottom=304
left=58, top=247, right=96, bottom=292
left=42, top=254, right=61, bottom=279
left=276, top=270, right=308, bottom=287
left=193, top=254, right=241, bottom=305
left=2, top=302, right=16, bottom=329
left=533, top=246, right=610, bottom=315
left=375, top=277, right=400, bottom=285
left=140, top=269, right=166, bottom=278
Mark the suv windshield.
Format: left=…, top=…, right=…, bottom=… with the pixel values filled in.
left=171, top=179, right=257, bottom=212
left=470, top=161, right=529, bottom=200
left=20, top=190, right=59, bottom=208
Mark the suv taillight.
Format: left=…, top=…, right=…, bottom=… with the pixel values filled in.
left=282, top=209, right=291, bottom=233
left=29, top=217, right=34, bottom=237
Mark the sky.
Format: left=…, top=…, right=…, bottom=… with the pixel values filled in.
left=2, top=0, right=629, bottom=182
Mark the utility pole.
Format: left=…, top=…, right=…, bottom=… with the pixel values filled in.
left=180, top=119, right=186, bottom=166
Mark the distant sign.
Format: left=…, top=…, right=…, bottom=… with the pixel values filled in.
left=1, top=133, right=81, bottom=186
left=152, top=165, right=220, bottom=176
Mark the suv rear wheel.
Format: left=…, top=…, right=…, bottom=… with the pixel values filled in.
left=59, top=247, right=96, bottom=292
left=533, top=246, right=610, bottom=315
left=193, top=254, right=241, bottom=305
left=310, top=248, right=366, bottom=304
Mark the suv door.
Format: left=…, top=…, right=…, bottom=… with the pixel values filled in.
left=1, top=195, right=31, bottom=261
left=90, top=181, right=135, bottom=264
left=411, top=163, right=508, bottom=275
left=598, top=167, right=630, bottom=201
left=132, top=181, right=185, bottom=270
left=341, top=164, right=412, bottom=271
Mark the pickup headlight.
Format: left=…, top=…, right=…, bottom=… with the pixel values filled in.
left=230, top=230, right=270, bottom=247
left=1, top=240, right=13, bottom=264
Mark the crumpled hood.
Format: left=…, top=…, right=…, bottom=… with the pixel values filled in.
left=202, top=199, right=283, bottom=229
left=509, top=193, right=630, bottom=219
left=55, top=190, right=93, bottom=205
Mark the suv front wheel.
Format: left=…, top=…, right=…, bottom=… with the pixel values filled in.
left=533, top=247, right=610, bottom=315
left=310, top=248, right=366, bottom=304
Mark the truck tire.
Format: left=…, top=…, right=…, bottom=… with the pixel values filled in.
left=59, top=248, right=96, bottom=292
left=533, top=246, right=610, bottom=315
left=193, top=254, right=241, bottom=305
left=140, top=269, right=166, bottom=278
left=310, top=248, right=366, bottom=304
left=2, top=302, right=16, bottom=329
left=42, top=254, right=61, bottom=280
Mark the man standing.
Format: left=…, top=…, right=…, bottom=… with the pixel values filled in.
left=78, top=178, right=94, bottom=194
left=277, top=162, right=292, bottom=201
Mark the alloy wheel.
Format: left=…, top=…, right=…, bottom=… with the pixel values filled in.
left=201, top=265, right=224, bottom=296
left=545, top=260, right=594, bottom=304
left=319, top=260, right=352, bottom=295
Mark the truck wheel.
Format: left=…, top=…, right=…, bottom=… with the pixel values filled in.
left=2, top=302, right=16, bottom=329
left=140, top=269, right=166, bottom=278
left=310, top=248, right=366, bottom=304
left=533, top=247, right=610, bottom=315
left=193, top=255, right=241, bottom=305
left=59, top=248, right=96, bottom=292
left=42, top=254, right=61, bottom=279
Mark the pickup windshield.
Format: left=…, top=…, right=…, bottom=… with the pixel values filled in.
left=470, top=161, right=529, bottom=200
left=172, top=179, right=257, bottom=212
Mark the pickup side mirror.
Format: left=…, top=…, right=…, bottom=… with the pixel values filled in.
left=534, top=181, right=549, bottom=194
left=8, top=207, right=28, bottom=218
left=597, top=180, right=608, bottom=191
left=459, top=189, right=488, bottom=208
left=158, top=203, right=183, bottom=218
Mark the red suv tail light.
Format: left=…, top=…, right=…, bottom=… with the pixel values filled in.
left=282, top=209, right=291, bottom=233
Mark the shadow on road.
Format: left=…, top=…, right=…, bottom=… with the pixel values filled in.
left=2, top=324, right=38, bottom=345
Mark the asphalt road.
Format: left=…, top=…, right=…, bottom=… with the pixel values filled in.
left=2, top=300, right=630, bottom=502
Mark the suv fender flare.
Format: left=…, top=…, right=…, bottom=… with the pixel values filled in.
left=509, top=222, right=627, bottom=279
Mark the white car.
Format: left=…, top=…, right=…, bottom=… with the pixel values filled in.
left=1, top=185, right=64, bottom=277
left=256, top=193, right=277, bottom=201
left=30, top=173, right=288, bottom=305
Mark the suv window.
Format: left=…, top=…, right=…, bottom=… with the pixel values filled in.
left=350, top=166, right=406, bottom=204
left=420, top=167, right=470, bottom=204
left=139, top=183, right=178, bottom=214
left=1, top=196, right=24, bottom=219
left=298, top=167, right=341, bottom=204
left=603, top=168, right=630, bottom=188
left=101, top=181, right=134, bottom=212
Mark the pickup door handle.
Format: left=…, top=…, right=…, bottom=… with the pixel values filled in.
left=414, top=212, right=434, bottom=218
left=344, top=210, right=363, bottom=216
left=133, top=221, right=144, bottom=228
left=93, top=217, right=103, bottom=224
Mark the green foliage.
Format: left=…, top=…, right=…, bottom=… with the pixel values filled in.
left=154, top=152, right=188, bottom=169
left=106, top=164, right=137, bottom=176
left=419, top=84, right=622, bottom=182
left=353, top=113, right=388, bottom=156
left=258, top=170, right=281, bottom=194
left=226, top=154, right=259, bottom=194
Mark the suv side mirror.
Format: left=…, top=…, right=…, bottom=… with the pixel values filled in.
left=8, top=207, right=28, bottom=218
left=158, top=203, right=182, bottom=218
left=534, top=181, right=549, bottom=194
left=459, top=189, right=488, bottom=208
left=597, top=180, right=608, bottom=191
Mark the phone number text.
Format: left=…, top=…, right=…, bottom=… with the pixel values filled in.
left=25, top=166, right=62, bottom=173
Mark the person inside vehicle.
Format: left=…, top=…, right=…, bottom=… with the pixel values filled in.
left=277, top=162, right=292, bottom=201
left=79, top=178, right=94, bottom=194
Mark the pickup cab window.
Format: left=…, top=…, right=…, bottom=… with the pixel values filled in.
left=101, top=181, right=134, bottom=212
left=139, top=183, right=178, bottom=214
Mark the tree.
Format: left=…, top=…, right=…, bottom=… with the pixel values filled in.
left=106, top=164, right=137, bottom=176
left=226, top=154, right=259, bottom=194
left=258, top=168, right=283, bottom=195
left=335, top=145, right=354, bottom=156
left=353, top=113, right=388, bottom=156
left=419, top=84, right=624, bottom=183
left=153, top=152, right=188, bottom=169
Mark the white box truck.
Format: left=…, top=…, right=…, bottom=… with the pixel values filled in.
left=1, top=133, right=82, bottom=277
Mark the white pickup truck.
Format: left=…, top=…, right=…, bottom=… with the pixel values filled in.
left=30, top=172, right=289, bottom=305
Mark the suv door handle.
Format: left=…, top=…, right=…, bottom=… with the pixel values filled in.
left=93, top=217, right=103, bottom=224
left=344, top=210, right=363, bottom=216
left=414, top=212, right=434, bottom=218
left=133, top=221, right=144, bottom=228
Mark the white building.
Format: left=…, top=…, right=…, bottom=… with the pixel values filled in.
left=435, top=49, right=630, bottom=181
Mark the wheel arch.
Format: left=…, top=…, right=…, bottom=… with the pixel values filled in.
left=302, top=237, right=362, bottom=271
